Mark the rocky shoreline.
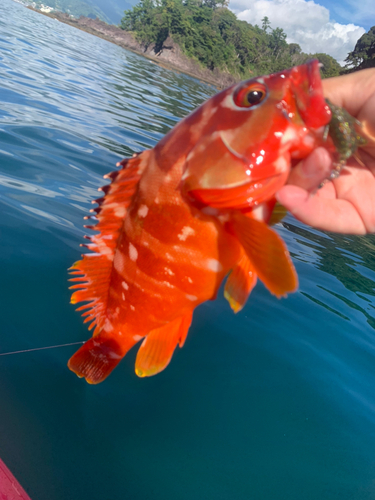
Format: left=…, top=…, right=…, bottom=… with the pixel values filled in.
left=26, top=7, right=239, bottom=88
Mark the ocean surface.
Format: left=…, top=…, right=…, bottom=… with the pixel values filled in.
left=1, top=2, right=375, bottom=499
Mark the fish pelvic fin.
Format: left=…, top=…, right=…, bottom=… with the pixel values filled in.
left=68, top=151, right=150, bottom=333
left=224, top=250, right=257, bottom=313
left=135, top=313, right=193, bottom=378
left=268, top=201, right=288, bottom=226
left=230, top=212, right=298, bottom=298
left=68, top=333, right=138, bottom=384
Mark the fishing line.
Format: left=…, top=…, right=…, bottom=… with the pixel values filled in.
left=0, top=341, right=85, bottom=356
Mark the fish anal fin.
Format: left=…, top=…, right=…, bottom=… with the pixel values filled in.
left=68, top=332, right=138, bottom=384
left=224, top=251, right=257, bottom=313
left=135, top=313, right=192, bottom=378
left=178, top=312, right=193, bottom=347
left=69, top=151, right=150, bottom=331
left=231, top=213, right=298, bottom=298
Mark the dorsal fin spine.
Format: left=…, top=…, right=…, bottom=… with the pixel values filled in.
left=69, top=151, right=150, bottom=335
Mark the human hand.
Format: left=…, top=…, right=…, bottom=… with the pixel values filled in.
left=276, top=68, right=375, bottom=234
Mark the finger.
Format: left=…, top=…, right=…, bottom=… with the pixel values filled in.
left=276, top=185, right=367, bottom=234
left=288, top=148, right=332, bottom=192
left=323, top=69, right=375, bottom=118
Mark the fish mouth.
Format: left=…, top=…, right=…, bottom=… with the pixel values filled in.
left=290, top=59, right=332, bottom=129
left=187, top=169, right=289, bottom=210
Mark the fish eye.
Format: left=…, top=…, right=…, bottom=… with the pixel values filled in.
left=234, top=83, right=267, bottom=108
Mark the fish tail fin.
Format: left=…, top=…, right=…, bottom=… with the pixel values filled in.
left=68, top=333, right=135, bottom=384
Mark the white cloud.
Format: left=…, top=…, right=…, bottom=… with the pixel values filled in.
left=230, top=0, right=366, bottom=64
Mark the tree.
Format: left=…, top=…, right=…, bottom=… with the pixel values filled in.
left=119, top=2, right=341, bottom=79
left=345, top=26, right=375, bottom=70
left=261, top=16, right=271, bottom=33
left=310, top=53, right=342, bottom=78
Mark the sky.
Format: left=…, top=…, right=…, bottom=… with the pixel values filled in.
left=229, top=0, right=373, bottom=64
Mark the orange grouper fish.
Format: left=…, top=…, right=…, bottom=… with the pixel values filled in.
left=68, top=60, right=335, bottom=384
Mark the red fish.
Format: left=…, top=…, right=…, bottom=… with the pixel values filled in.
left=68, top=60, right=332, bottom=383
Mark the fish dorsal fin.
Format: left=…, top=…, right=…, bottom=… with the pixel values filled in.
left=224, top=250, right=257, bottom=313
left=230, top=212, right=298, bottom=298
left=135, top=313, right=193, bottom=378
left=69, top=151, right=150, bottom=333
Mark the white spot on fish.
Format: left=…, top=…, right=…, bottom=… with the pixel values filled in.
left=103, top=319, right=114, bottom=332
left=165, top=267, right=175, bottom=276
left=122, top=281, right=129, bottom=290
left=251, top=203, right=267, bottom=222
left=130, top=305, right=135, bottom=311
left=129, top=243, right=138, bottom=261
left=122, top=293, right=125, bottom=301
left=138, top=205, right=149, bottom=218
left=177, top=226, right=195, bottom=241
left=205, top=258, right=223, bottom=272
left=133, top=334, right=142, bottom=341
left=109, top=352, right=122, bottom=359
left=256, top=155, right=263, bottom=165
left=114, top=206, right=126, bottom=218
left=161, top=280, right=174, bottom=289
left=186, top=294, right=198, bottom=301
left=274, top=156, right=288, bottom=173
left=187, top=277, right=193, bottom=284
left=93, top=237, right=113, bottom=260
left=114, top=251, right=124, bottom=273
left=274, top=131, right=283, bottom=139
left=303, top=135, right=315, bottom=149
left=257, top=77, right=265, bottom=84
left=280, top=126, right=297, bottom=146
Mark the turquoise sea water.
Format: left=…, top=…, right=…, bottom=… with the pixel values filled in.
left=1, top=2, right=375, bottom=499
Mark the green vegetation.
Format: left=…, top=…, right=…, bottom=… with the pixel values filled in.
left=120, top=1, right=342, bottom=78
left=345, top=26, right=375, bottom=71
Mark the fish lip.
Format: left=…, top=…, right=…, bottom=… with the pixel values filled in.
left=290, top=59, right=332, bottom=129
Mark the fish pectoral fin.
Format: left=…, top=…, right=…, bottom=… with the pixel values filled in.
left=135, top=313, right=193, bottom=378
left=224, top=251, right=257, bottom=313
left=230, top=212, right=298, bottom=298
left=68, top=333, right=138, bottom=384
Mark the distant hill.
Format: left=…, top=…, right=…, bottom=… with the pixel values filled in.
left=22, top=0, right=137, bottom=24
left=86, top=0, right=137, bottom=24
